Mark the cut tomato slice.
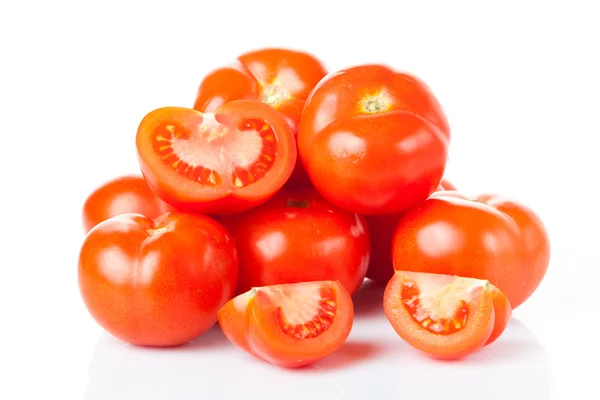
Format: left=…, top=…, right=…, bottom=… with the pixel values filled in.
left=384, top=271, right=495, bottom=359
left=136, top=100, right=296, bottom=214
left=486, top=284, right=512, bottom=345
left=218, top=281, right=354, bottom=368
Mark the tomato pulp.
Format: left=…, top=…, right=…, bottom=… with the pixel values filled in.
left=136, top=100, right=296, bottom=214
left=194, top=48, right=329, bottom=189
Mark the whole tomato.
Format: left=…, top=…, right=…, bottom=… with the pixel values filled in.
left=392, top=192, right=550, bottom=309
left=366, top=178, right=457, bottom=283
left=82, top=175, right=173, bottom=234
left=78, top=212, right=238, bottom=346
left=220, top=189, right=370, bottom=295
left=298, top=64, right=450, bottom=215
left=194, top=48, right=329, bottom=189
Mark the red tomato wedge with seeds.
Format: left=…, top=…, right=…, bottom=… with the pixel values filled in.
left=136, top=100, right=296, bottom=214
left=384, top=271, right=495, bottom=360
left=218, top=281, right=354, bottom=368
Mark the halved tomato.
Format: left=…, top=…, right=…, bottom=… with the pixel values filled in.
left=136, top=100, right=296, bottom=214
left=383, top=271, right=495, bottom=359
left=218, top=281, right=354, bottom=368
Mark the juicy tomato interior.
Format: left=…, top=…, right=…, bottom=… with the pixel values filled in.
left=152, top=116, right=278, bottom=190
left=218, top=281, right=353, bottom=368
left=384, top=271, right=495, bottom=360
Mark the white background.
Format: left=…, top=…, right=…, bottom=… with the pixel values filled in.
left=1, top=1, right=598, bottom=399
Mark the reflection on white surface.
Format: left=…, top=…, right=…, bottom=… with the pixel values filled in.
left=84, top=283, right=552, bottom=400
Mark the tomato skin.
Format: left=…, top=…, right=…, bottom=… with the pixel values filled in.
left=78, top=212, right=238, bottom=347
left=384, top=271, right=495, bottom=360
left=392, top=193, right=550, bottom=309
left=487, top=285, right=512, bottom=345
left=136, top=100, right=296, bottom=215
left=218, top=281, right=354, bottom=368
left=82, top=175, right=174, bottom=234
left=194, top=48, right=329, bottom=189
left=298, top=64, right=450, bottom=215
left=220, top=189, right=370, bottom=295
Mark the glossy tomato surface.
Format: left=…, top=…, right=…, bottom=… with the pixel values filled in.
left=136, top=100, right=296, bottom=214
left=220, top=189, right=370, bottom=295
left=392, top=192, right=550, bottom=309
left=78, top=212, right=238, bottom=346
left=298, top=64, right=450, bottom=215
left=194, top=48, right=329, bottom=189
left=82, top=175, right=173, bottom=234
left=384, top=271, right=495, bottom=359
left=366, top=178, right=457, bottom=283
left=218, top=281, right=354, bottom=368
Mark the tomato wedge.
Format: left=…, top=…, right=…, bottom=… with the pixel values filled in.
left=487, top=284, right=512, bottom=345
left=136, top=100, right=296, bottom=214
left=384, top=271, right=495, bottom=359
left=218, top=281, right=354, bottom=368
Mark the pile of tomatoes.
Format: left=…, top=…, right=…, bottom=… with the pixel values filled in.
left=78, top=48, right=550, bottom=367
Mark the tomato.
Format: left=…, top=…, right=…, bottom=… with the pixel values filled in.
left=487, top=285, right=512, bottom=345
left=136, top=100, right=296, bottom=214
left=194, top=48, right=329, bottom=189
left=220, top=188, right=370, bottom=295
left=297, top=64, right=450, bottom=215
left=218, top=281, right=354, bottom=368
left=384, top=271, right=495, bottom=359
left=78, top=212, right=238, bottom=347
left=81, top=175, right=174, bottom=234
left=364, top=178, right=457, bottom=283
left=392, top=193, right=550, bottom=309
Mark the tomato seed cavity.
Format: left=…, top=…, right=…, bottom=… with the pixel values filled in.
left=279, top=287, right=337, bottom=339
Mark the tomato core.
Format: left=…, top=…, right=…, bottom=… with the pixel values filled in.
left=151, top=115, right=278, bottom=189
left=261, top=84, right=290, bottom=107
left=360, top=91, right=392, bottom=113
left=401, top=278, right=478, bottom=335
left=276, top=286, right=337, bottom=339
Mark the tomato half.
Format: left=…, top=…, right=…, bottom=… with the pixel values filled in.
left=136, top=100, right=296, bottom=214
left=297, top=64, right=450, bottom=215
left=78, top=212, right=238, bottom=346
left=218, top=281, right=354, bottom=368
left=384, top=271, right=495, bottom=359
left=82, top=175, right=174, bottom=234
left=194, top=48, right=329, bottom=189
left=392, top=193, right=550, bottom=309
left=220, top=188, right=370, bottom=295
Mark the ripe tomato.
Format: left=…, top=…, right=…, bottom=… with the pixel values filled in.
left=220, top=188, right=370, bottom=295
left=384, top=271, right=495, bottom=359
left=487, top=285, right=512, bottom=345
left=78, top=212, right=238, bottom=347
left=218, top=281, right=354, bottom=368
left=392, top=193, right=550, bottom=309
left=298, top=64, right=450, bottom=215
left=82, top=175, right=174, bottom=234
left=194, top=48, right=329, bottom=189
left=365, top=178, right=457, bottom=283
left=136, top=100, right=296, bottom=214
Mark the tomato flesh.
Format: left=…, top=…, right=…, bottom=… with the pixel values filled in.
left=218, top=281, right=353, bottom=368
left=384, top=271, right=495, bottom=360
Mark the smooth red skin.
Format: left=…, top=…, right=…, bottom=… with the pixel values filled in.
left=298, top=64, right=450, bottom=215
left=392, top=193, right=550, bottom=309
left=220, top=189, right=370, bottom=295
left=487, top=285, right=512, bottom=345
left=136, top=100, right=296, bottom=215
left=366, top=178, right=457, bottom=283
left=78, top=212, right=238, bottom=347
left=82, top=175, right=174, bottom=234
left=194, top=48, right=329, bottom=189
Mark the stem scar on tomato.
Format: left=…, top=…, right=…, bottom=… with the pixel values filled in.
left=360, top=89, right=393, bottom=114
left=261, top=83, right=291, bottom=107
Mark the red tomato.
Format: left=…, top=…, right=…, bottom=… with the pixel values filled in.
left=82, top=175, right=174, bottom=234
left=487, top=285, right=512, bottom=345
left=78, top=212, right=238, bottom=347
left=384, top=271, right=495, bottom=359
left=194, top=48, right=329, bottom=189
left=298, top=64, right=450, bottom=215
left=365, top=178, right=457, bottom=284
left=218, top=281, right=354, bottom=368
left=220, top=189, right=370, bottom=295
left=136, top=100, right=296, bottom=214
left=392, top=193, right=550, bottom=309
